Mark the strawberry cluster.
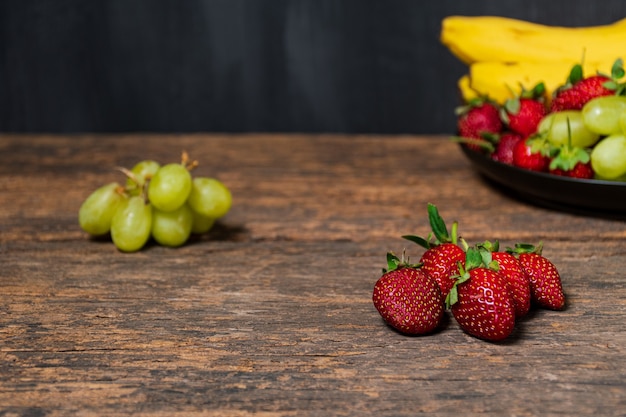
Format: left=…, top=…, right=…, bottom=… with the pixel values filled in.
left=372, top=204, right=565, bottom=342
left=455, top=60, right=626, bottom=179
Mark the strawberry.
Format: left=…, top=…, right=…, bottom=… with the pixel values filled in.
left=505, top=99, right=547, bottom=137
left=417, top=243, right=466, bottom=297
left=372, top=252, right=444, bottom=335
left=491, top=132, right=523, bottom=165
left=551, top=60, right=626, bottom=112
left=477, top=241, right=531, bottom=318
left=549, top=140, right=594, bottom=179
left=551, top=75, right=613, bottom=112
left=447, top=249, right=516, bottom=342
left=403, top=203, right=465, bottom=298
left=512, top=135, right=552, bottom=172
left=550, top=161, right=594, bottom=179
left=456, top=99, right=503, bottom=150
left=491, top=252, right=530, bottom=318
left=501, top=83, right=547, bottom=137
left=507, top=243, right=566, bottom=311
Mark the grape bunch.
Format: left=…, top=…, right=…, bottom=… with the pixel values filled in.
left=78, top=152, right=232, bottom=252
left=580, top=96, right=626, bottom=180
left=537, top=95, right=626, bottom=180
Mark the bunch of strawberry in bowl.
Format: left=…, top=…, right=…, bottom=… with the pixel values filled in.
left=372, top=204, right=565, bottom=342
left=456, top=59, right=626, bottom=181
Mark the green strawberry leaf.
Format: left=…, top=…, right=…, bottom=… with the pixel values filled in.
left=611, top=58, right=625, bottom=80
left=504, top=97, right=521, bottom=115
left=531, top=82, right=546, bottom=97
left=427, top=203, right=450, bottom=243
left=454, top=96, right=498, bottom=116
left=384, top=252, right=401, bottom=273
left=445, top=286, right=458, bottom=309
left=450, top=136, right=496, bottom=152
left=549, top=145, right=590, bottom=171
left=527, top=134, right=557, bottom=157
left=464, top=248, right=483, bottom=270
left=479, top=249, right=493, bottom=268
left=507, top=242, right=544, bottom=255
left=403, top=204, right=458, bottom=248
left=445, top=262, right=470, bottom=309
left=383, top=250, right=422, bottom=273
left=402, top=234, right=431, bottom=249
left=477, top=239, right=499, bottom=252
left=568, top=63, right=584, bottom=85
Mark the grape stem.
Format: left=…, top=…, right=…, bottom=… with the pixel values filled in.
left=114, top=185, right=126, bottom=195
left=116, top=166, right=150, bottom=203
left=181, top=150, right=199, bottom=171
left=116, top=166, right=140, bottom=186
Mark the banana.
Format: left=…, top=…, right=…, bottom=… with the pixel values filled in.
left=441, top=15, right=626, bottom=65
left=458, top=75, right=477, bottom=102
left=458, top=60, right=621, bottom=104
left=441, top=15, right=626, bottom=104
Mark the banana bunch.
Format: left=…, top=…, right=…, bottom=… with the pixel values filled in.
left=441, top=15, right=626, bottom=103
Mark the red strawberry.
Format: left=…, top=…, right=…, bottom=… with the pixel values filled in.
left=456, top=99, right=503, bottom=150
left=512, top=136, right=551, bottom=172
left=508, top=243, right=566, bottom=311
left=491, top=252, right=530, bottom=318
left=403, top=203, right=465, bottom=297
left=447, top=250, right=516, bottom=341
left=551, top=76, right=613, bottom=111
left=372, top=252, right=444, bottom=335
left=501, top=83, right=547, bottom=137
left=477, top=241, right=531, bottom=318
left=550, top=160, right=594, bottom=179
left=549, top=142, right=594, bottom=179
left=551, top=60, right=626, bottom=112
left=491, top=132, right=523, bottom=165
left=505, top=98, right=547, bottom=137
left=418, top=243, right=465, bottom=297
left=457, top=99, right=503, bottom=138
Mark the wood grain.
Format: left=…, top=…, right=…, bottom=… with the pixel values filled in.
left=0, top=134, right=625, bottom=416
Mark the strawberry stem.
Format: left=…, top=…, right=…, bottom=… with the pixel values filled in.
left=506, top=241, right=544, bottom=255
left=383, top=251, right=422, bottom=273
left=402, top=203, right=460, bottom=249
left=451, top=136, right=496, bottom=152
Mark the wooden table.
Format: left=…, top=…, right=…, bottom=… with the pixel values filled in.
left=1, top=134, right=624, bottom=416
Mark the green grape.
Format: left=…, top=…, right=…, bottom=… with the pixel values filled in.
left=151, top=204, right=193, bottom=247
left=187, top=177, right=232, bottom=219
left=595, top=173, right=626, bottom=182
left=126, top=160, right=161, bottom=195
left=590, top=134, right=626, bottom=179
left=538, top=110, right=600, bottom=148
left=620, top=108, right=626, bottom=134
left=111, top=195, right=153, bottom=252
left=191, top=210, right=215, bottom=234
left=78, top=182, right=126, bottom=235
left=147, top=163, right=192, bottom=212
left=582, top=95, right=626, bottom=135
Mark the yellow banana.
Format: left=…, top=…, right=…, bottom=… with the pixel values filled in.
left=441, top=15, right=626, bottom=65
left=459, top=60, right=621, bottom=104
left=458, top=75, right=477, bottom=102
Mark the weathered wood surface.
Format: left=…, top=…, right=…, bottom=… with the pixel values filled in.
left=0, top=134, right=625, bottom=417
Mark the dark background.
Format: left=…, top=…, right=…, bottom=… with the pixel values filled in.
left=1, top=0, right=625, bottom=134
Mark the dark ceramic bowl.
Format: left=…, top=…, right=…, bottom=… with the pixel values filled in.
left=460, top=144, right=626, bottom=218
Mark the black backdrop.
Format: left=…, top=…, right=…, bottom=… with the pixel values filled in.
left=1, top=0, right=625, bottom=134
